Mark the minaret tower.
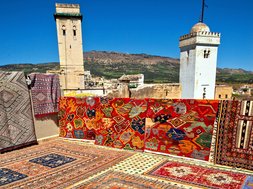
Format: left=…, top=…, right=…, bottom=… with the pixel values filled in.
left=179, top=0, right=220, bottom=99
left=54, top=3, right=85, bottom=89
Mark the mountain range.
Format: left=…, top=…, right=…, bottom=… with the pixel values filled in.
left=0, top=51, right=252, bottom=84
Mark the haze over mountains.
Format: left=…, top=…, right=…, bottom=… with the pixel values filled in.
left=0, top=51, right=252, bottom=83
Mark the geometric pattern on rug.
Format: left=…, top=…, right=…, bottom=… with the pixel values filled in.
left=58, top=97, right=101, bottom=140
left=6, top=161, right=51, bottom=177
left=29, top=73, right=61, bottom=117
left=0, top=139, right=132, bottom=189
left=145, top=99, right=219, bottom=161
left=94, top=98, right=148, bottom=151
left=29, top=153, right=76, bottom=168
left=0, top=168, right=27, bottom=186
left=145, top=161, right=248, bottom=189
left=71, top=170, right=185, bottom=189
left=242, top=176, right=253, bottom=189
left=111, top=153, right=165, bottom=175
left=0, top=72, right=37, bottom=153
left=215, top=100, right=253, bottom=170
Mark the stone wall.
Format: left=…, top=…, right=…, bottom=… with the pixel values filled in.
left=131, top=83, right=181, bottom=99
left=107, top=82, right=130, bottom=98
left=215, top=85, right=233, bottom=99
left=34, top=114, right=59, bottom=140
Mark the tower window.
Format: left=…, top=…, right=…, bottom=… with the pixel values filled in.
left=165, top=90, right=168, bottom=96
left=204, top=50, right=210, bottom=58
left=73, top=25, right=77, bottom=37
left=225, top=94, right=228, bottom=98
left=219, top=94, right=221, bottom=98
left=62, top=25, right=66, bottom=36
left=203, top=87, right=206, bottom=99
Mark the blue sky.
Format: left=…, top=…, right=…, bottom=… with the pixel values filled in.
left=0, top=0, right=252, bottom=70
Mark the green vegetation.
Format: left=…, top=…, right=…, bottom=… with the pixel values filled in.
left=1, top=61, right=252, bottom=84
left=0, top=50, right=252, bottom=84
left=216, top=73, right=253, bottom=84
left=0, top=63, right=59, bottom=75
left=84, top=60, right=179, bottom=83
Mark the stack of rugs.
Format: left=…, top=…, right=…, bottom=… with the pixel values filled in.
left=58, top=96, right=253, bottom=171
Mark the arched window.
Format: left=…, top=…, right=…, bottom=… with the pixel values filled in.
left=62, top=25, right=66, bottom=36
left=73, top=25, right=77, bottom=36
left=203, top=87, right=206, bottom=99
left=204, top=49, right=210, bottom=58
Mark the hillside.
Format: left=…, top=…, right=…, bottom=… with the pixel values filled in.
left=0, top=51, right=252, bottom=84
left=83, top=51, right=179, bottom=83
left=0, top=62, right=59, bottom=74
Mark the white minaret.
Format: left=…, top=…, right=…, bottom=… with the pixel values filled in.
left=179, top=1, right=220, bottom=99
left=54, top=3, right=85, bottom=90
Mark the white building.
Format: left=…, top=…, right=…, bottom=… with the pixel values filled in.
left=179, top=22, right=221, bottom=99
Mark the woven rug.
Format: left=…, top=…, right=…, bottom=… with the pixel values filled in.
left=242, top=176, right=253, bottom=189
left=215, top=100, right=253, bottom=170
left=145, top=160, right=249, bottom=189
left=145, top=99, right=219, bottom=161
left=71, top=170, right=184, bottom=189
left=0, top=71, right=37, bottom=153
left=95, top=97, right=148, bottom=151
left=0, top=138, right=132, bottom=188
left=29, top=73, right=60, bottom=117
left=59, top=97, right=100, bottom=140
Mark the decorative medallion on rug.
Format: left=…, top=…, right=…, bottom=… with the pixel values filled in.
left=0, top=139, right=132, bottom=188
left=145, top=161, right=248, bottom=189
left=215, top=100, right=253, bottom=170
left=94, top=98, right=148, bottom=151
left=72, top=170, right=184, bottom=189
left=29, top=153, right=76, bottom=168
left=0, top=72, right=37, bottom=153
left=0, top=168, right=27, bottom=186
left=29, top=73, right=61, bottom=117
left=58, top=97, right=101, bottom=140
left=145, top=99, right=219, bottom=161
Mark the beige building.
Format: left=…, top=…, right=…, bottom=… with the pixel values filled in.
left=54, top=3, right=85, bottom=89
left=215, top=85, right=233, bottom=99
left=119, top=74, right=144, bottom=88
left=131, top=84, right=181, bottom=99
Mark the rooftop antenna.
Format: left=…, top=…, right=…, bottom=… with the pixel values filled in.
left=200, top=0, right=208, bottom=23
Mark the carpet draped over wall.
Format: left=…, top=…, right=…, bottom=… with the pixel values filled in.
left=29, top=73, right=61, bottom=117
left=58, top=97, right=219, bottom=161
left=145, top=99, right=219, bottom=161
left=0, top=72, right=37, bottom=153
left=215, top=100, right=253, bottom=170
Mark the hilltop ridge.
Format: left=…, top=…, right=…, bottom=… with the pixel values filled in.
left=0, top=51, right=252, bottom=83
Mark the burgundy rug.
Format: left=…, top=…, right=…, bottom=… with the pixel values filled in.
left=29, top=73, right=61, bottom=117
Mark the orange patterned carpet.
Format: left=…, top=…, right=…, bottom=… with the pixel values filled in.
left=0, top=138, right=253, bottom=189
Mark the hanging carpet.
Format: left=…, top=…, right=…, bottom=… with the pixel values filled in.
left=145, top=99, right=219, bottom=161
left=94, top=97, right=148, bottom=151
left=0, top=72, right=37, bottom=153
left=215, top=100, right=253, bottom=170
left=58, top=97, right=100, bottom=140
left=29, top=73, right=61, bottom=117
